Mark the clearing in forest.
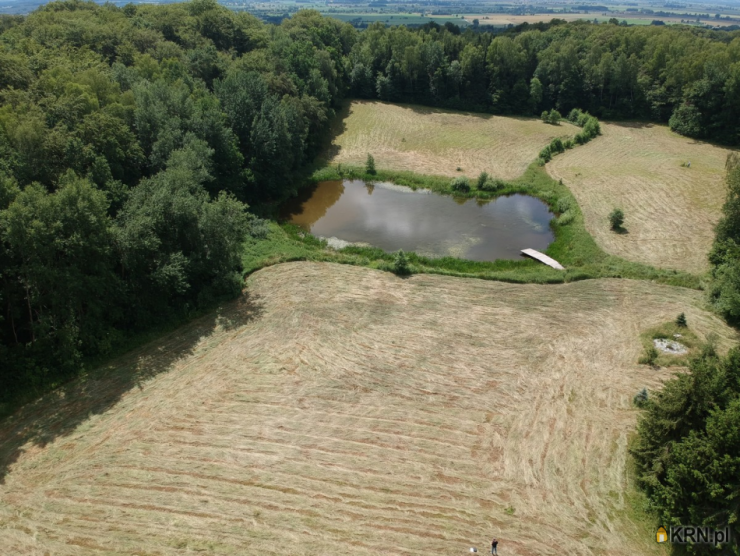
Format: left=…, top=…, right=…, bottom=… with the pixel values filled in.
left=1, top=262, right=735, bottom=555
left=547, top=121, right=731, bottom=275
left=328, top=100, right=575, bottom=180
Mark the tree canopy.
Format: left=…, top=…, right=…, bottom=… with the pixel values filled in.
left=0, top=0, right=351, bottom=403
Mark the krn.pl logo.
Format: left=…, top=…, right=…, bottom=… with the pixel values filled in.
left=656, top=526, right=668, bottom=543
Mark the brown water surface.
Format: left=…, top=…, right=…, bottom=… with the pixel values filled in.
left=281, top=180, right=554, bottom=261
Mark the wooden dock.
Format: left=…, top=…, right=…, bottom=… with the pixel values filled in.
left=521, top=249, right=565, bottom=270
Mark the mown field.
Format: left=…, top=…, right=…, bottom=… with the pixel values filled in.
left=1, top=262, right=735, bottom=555
left=547, top=122, right=731, bottom=275
left=327, top=100, right=576, bottom=180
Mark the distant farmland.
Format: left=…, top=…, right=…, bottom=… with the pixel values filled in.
left=328, top=100, right=575, bottom=180
left=1, top=262, right=735, bottom=555
left=324, top=12, right=469, bottom=26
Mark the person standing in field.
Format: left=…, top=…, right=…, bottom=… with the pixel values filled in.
left=491, top=537, right=498, bottom=555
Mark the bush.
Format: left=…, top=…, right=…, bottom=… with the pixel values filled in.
left=479, top=178, right=505, bottom=192
left=557, top=210, right=575, bottom=226
left=566, top=110, right=601, bottom=145
left=676, top=312, right=687, bottom=327
left=639, top=346, right=659, bottom=365
left=577, top=112, right=591, bottom=127
left=311, top=166, right=342, bottom=182
left=549, top=137, right=565, bottom=154
left=248, top=216, right=271, bottom=240
left=393, top=249, right=410, bottom=275
left=633, top=388, right=649, bottom=408
left=583, top=117, right=601, bottom=137
left=365, top=153, right=376, bottom=175
left=609, top=208, right=624, bottom=230
left=538, top=146, right=552, bottom=162
left=669, top=104, right=702, bottom=138
left=556, top=197, right=571, bottom=213
left=567, top=108, right=583, bottom=123
left=541, top=109, right=562, bottom=125
left=476, top=171, right=489, bottom=189
left=450, top=176, right=470, bottom=192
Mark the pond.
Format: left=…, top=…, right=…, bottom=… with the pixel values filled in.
left=280, top=180, right=555, bottom=262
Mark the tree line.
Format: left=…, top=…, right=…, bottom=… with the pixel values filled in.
left=348, top=19, right=740, bottom=143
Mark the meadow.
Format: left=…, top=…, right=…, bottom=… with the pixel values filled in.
left=1, top=262, right=734, bottom=555
left=547, top=122, right=731, bottom=274
left=327, top=101, right=577, bottom=180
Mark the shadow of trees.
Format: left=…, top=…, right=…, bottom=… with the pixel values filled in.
left=320, top=101, right=351, bottom=162
left=0, top=291, right=263, bottom=483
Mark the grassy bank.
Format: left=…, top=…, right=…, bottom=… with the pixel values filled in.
left=246, top=163, right=702, bottom=289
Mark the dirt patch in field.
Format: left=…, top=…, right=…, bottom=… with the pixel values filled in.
left=328, top=100, right=575, bottom=180
left=0, top=262, right=735, bottom=555
left=547, top=121, right=731, bottom=274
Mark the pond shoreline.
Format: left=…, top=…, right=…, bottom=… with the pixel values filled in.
left=243, top=163, right=701, bottom=290
left=280, top=178, right=555, bottom=262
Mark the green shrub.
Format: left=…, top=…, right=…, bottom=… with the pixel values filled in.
left=639, top=346, right=659, bottom=365
left=633, top=388, right=649, bottom=408
left=538, top=146, right=552, bottom=162
left=450, top=176, right=470, bottom=192
left=567, top=108, right=583, bottom=123
left=549, top=137, right=565, bottom=154
left=479, top=178, right=505, bottom=192
left=311, top=166, right=342, bottom=182
left=609, top=208, right=624, bottom=230
left=365, top=153, right=376, bottom=175
left=542, top=109, right=562, bottom=125
left=563, top=139, right=574, bottom=150
left=557, top=211, right=575, bottom=226
left=556, top=197, right=571, bottom=213
left=476, top=171, right=489, bottom=189
left=676, top=313, right=687, bottom=327
left=393, top=249, right=410, bottom=275
left=249, top=217, right=271, bottom=239
left=583, top=117, right=601, bottom=137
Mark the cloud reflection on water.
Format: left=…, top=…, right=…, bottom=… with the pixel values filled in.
left=283, top=179, right=554, bottom=261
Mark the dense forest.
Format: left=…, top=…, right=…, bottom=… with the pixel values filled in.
left=0, top=0, right=351, bottom=402
left=632, top=343, right=740, bottom=553
left=2, top=1, right=740, bottom=407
